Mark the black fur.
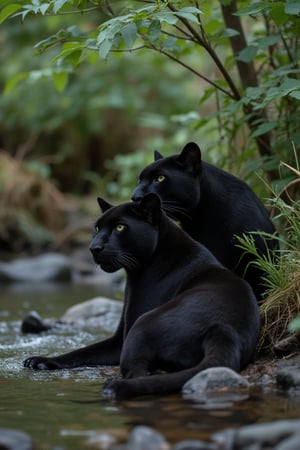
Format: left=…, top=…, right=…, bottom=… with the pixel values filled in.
left=132, top=142, right=278, bottom=301
left=24, top=194, right=260, bottom=399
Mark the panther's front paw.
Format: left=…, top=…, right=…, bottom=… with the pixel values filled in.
left=23, top=356, right=60, bottom=370
left=102, top=377, right=138, bottom=400
left=102, top=379, right=117, bottom=400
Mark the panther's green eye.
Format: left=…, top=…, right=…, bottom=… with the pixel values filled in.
left=155, top=175, right=165, bottom=183
left=115, top=224, right=125, bottom=232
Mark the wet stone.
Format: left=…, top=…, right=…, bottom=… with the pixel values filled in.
left=172, top=440, right=219, bottom=450
left=182, top=367, right=249, bottom=406
left=212, top=419, right=300, bottom=449
left=0, top=253, right=72, bottom=283
left=276, top=367, right=300, bottom=390
left=275, top=433, right=300, bottom=450
left=0, top=428, right=33, bottom=450
left=21, top=296, right=123, bottom=335
left=21, top=310, right=52, bottom=334
left=125, top=426, right=170, bottom=450
left=60, top=296, right=123, bottom=332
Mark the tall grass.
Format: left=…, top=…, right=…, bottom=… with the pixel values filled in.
left=237, top=161, right=300, bottom=353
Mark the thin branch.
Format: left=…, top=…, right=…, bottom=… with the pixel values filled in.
left=103, top=0, right=115, bottom=17
left=109, top=45, right=147, bottom=53
left=167, top=3, right=241, bottom=101
left=145, top=42, right=236, bottom=99
left=279, top=30, right=297, bottom=69
left=161, top=29, right=194, bottom=42
left=45, top=6, right=101, bottom=16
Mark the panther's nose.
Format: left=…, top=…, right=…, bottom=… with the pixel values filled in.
left=89, top=245, right=104, bottom=258
left=131, top=193, right=143, bottom=202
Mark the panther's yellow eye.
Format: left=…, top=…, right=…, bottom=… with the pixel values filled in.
left=156, top=175, right=165, bottom=183
left=95, top=225, right=100, bottom=232
left=115, top=224, right=125, bottom=232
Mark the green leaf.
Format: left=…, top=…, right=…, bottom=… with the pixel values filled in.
left=257, top=35, right=281, bottom=48
left=121, top=23, right=137, bottom=49
left=39, top=3, right=49, bottom=15
left=148, top=20, right=161, bottom=42
left=155, top=12, right=177, bottom=25
left=178, top=7, right=202, bottom=14
left=285, top=3, right=300, bottom=15
left=236, top=45, right=258, bottom=63
left=289, top=91, right=300, bottom=100
left=235, top=2, right=269, bottom=16
left=0, top=3, right=21, bottom=23
left=53, top=0, right=69, bottom=14
left=99, top=39, right=112, bottom=60
left=269, top=3, right=288, bottom=26
left=222, top=28, right=240, bottom=38
left=246, top=86, right=264, bottom=100
left=4, top=72, right=28, bottom=94
left=53, top=71, right=68, bottom=92
left=251, top=121, right=276, bottom=138
left=175, top=11, right=200, bottom=24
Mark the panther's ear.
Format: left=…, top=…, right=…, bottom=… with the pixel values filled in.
left=154, top=150, right=164, bottom=161
left=177, top=142, right=202, bottom=174
left=139, top=193, right=162, bottom=225
left=97, top=197, right=113, bottom=213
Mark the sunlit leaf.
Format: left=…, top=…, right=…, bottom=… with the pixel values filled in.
left=4, top=72, right=28, bottom=94
left=53, top=0, right=69, bottom=14
left=0, top=3, right=21, bottom=23
left=39, top=3, right=49, bottom=15
left=53, top=71, right=68, bottom=92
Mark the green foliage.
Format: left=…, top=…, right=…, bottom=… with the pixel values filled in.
left=0, top=10, right=200, bottom=197
left=236, top=161, right=300, bottom=351
left=2, top=1, right=300, bottom=180
left=1, top=0, right=300, bottom=254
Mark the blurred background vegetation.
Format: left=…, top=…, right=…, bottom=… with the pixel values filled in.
left=0, top=0, right=299, bottom=350
left=0, top=0, right=299, bottom=257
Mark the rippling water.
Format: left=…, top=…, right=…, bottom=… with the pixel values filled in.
left=1, top=282, right=300, bottom=450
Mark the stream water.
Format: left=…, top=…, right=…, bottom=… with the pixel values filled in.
left=1, top=282, right=300, bottom=450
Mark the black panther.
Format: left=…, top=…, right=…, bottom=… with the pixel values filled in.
left=24, top=194, right=260, bottom=399
left=132, top=142, right=278, bottom=301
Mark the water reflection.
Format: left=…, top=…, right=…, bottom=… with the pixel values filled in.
left=1, top=284, right=300, bottom=449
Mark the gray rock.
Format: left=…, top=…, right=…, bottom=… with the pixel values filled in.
left=0, top=428, right=33, bottom=450
left=126, top=426, right=170, bottom=450
left=0, top=253, right=72, bottom=283
left=182, top=367, right=249, bottom=406
left=21, top=296, right=123, bottom=335
left=172, top=440, right=219, bottom=450
left=21, top=310, right=52, bottom=334
left=277, top=367, right=300, bottom=390
left=60, top=296, right=123, bottom=332
left=212, top=419, right=300, bottom=449
left=275, top=434, right=300, bottom=450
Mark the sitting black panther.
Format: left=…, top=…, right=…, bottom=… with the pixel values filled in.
left=132, top=142, right=278, bottom=301
left=24, top=194, right=260, bottom=399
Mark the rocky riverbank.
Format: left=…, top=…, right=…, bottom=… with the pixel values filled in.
left=2, top=252, right=300, bottom=450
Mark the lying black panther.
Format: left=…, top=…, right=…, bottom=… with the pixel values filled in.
left=24, top=194, right=260, bottom=399
left=132, top=142, right=278, bottom=301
